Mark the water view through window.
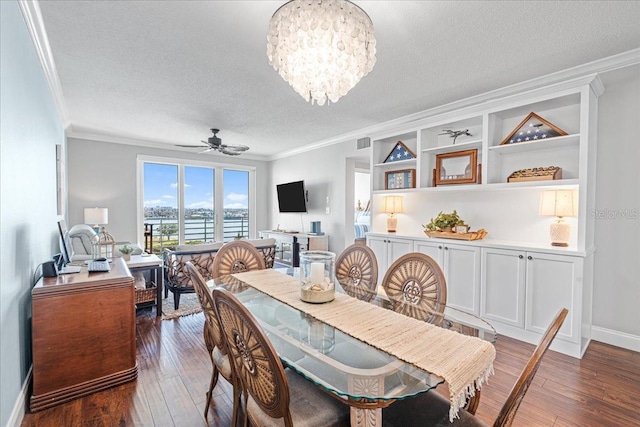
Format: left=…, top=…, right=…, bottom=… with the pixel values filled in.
left=143, top=162, right=251, bottom=253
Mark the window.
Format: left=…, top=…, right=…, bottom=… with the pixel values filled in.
left=139, top=156, right=255, bottom=253
left=223, top=169, right=249, bottom=241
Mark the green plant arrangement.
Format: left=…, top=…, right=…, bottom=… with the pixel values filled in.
left=119, top=245, right=135, bottom=255
left=423, top=210, right=464, bottom=232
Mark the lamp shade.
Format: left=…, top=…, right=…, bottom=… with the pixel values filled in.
left=84, top=207, right=108, bottom=225
left=538, top=190, right=578, bottom=218
left=382, top=196, right=404, bottom=214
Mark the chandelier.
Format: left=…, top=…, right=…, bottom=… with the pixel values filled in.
left=267, top=0, right=376, bottom=106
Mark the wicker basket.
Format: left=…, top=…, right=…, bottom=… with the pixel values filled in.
left=135, top=285, right=157, bottom=304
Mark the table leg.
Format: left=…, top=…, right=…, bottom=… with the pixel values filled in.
left=350, top=407, right=381, bottom=427
left=348, top=376, right=383, bottom=427
left=155, top=266, right=162, bottom=317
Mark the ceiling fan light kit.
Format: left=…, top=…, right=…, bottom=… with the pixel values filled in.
left=267, top=0, right=376, bottom=106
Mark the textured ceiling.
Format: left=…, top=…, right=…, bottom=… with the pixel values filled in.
left=38, top=1, right=640, bottom=159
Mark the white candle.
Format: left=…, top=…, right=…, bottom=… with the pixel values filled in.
left=310, top=262, right=324, bottom=285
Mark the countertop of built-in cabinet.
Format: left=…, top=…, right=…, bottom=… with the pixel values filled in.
left=366, top=232, right=594, bottom=257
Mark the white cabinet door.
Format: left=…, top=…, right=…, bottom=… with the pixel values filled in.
left=481, top=248, right=526, bottom=327
left=367, top=235, right=388, bottom=275
left=416, top=241, right=480, bottom=315
left=525, top=252, right=582, bottom=343
left=444, top=244, right=481, bottom=315
left=414, top=241, right=444, bottom=265
left=366, top=235, right=413, bottom=280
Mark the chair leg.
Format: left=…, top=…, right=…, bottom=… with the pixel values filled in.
left=204, top=365, right=219, bottom=418
left=164, top=283, right=168, bottom=298
left=174, top=292, right=180, bottom=310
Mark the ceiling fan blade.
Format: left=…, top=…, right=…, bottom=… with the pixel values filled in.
left=176, top=144, right=205, bottom=148
left=222, top=144, right=249, bottom=152
left=199, top=147, right=215, bottom=153
left=220, top=147, right=241, bottom=155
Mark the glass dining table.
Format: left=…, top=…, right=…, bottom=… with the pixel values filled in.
left=210, top=270, right=496, bottom=427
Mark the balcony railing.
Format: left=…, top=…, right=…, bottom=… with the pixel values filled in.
left=144, top=217, right=249, bottom=254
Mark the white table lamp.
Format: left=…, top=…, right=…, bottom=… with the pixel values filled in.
left=84, top=207, right=114, bottom=257
left=538, top=190, right=578, bottom=247
left=84, top=207, right=108, bottom=233
left=382, top=196, right=404, bottom=233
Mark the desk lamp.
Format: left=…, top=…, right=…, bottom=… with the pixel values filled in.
left=84, top=207, right=108, bottom=234
left=538, top=190, right=578, bottom=247
left=382, top=196, right=404, bottom=233
left=84, top=207, right=115, bottom=257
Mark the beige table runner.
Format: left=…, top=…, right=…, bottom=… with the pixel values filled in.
left=232, top=269, right=496, bottom=421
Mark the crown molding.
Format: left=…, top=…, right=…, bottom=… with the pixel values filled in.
left=66, top=130, right=267, bottom=162
left=270, top=48, right=639, bottom=161
left=18, top=0, right=71, bottom=130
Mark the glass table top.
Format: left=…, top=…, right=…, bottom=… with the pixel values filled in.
left=211, top=274, right=496, bottom=403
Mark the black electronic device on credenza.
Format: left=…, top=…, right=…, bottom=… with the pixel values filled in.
left=276, top=180, right=308, bottom=213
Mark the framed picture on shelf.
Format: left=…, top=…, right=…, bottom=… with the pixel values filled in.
left=385, top=169, right=415, bottom=190
left=434, top=149, right=478, bottom=186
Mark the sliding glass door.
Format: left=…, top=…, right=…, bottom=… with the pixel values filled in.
left=140, top=156, right=254, bottom=253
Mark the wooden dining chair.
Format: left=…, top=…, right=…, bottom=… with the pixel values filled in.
left=335, top=243, right=379, bottom=302
left=382, top=252, right=447, bottom=324
left=382, top=308, right=569, bottom=427
left=212, top=288, right=350, bottom=427
left=212, top=240, right=266, bottom=278
left=184, top=262, right=236, bottom=420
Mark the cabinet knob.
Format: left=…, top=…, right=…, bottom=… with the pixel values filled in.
left=527, top=256, right=533, bottom=260
left=444, top=247, right=449, bottom=250
left=519, top=255, right=524, bottom=259
left=438, top=246, right=443, bottom=249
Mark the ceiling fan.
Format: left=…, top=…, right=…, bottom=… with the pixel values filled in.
left=176, top=128, right=249, bottom=156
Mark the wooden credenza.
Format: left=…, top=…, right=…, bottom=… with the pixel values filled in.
left=30, top=258, right=137, bottom=411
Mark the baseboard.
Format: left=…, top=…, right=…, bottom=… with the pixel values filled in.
left=591, top=326, right=640, bottom=352
left=6, top=366, right=31, bottom=427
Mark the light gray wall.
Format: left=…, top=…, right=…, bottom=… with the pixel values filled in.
left=67, top=138, right=270, bottom=243
left=592, top=64, right=640, bottom=337
left=0, top=2, right=66, bottom=425
left=269, top=142, right=369, bottom=256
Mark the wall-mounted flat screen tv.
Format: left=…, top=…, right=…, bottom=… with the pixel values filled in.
left=277, top=180, right=307, bottom=213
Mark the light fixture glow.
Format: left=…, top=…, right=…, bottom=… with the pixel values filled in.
left=267, top=0, right=377, bottom=106
left=538, top=190, right=578, bottom=247
left=382, top=196, right=404, bottom=233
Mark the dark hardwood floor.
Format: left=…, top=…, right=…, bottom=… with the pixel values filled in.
left=22, top=306, right=640, bottom=427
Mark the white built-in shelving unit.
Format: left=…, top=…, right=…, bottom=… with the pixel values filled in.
left=366, top=74, right=604, bottom=358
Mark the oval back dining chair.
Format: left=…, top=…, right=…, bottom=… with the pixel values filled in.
left=212, top=240, right=266, bottom=278
left=382, top=252, right=447, bottom=324
left=185, top=262, right=235, bottom=420
left=383, top=308, right=569, bottom=427
left=212, top=288, right=350, bottom=427
left=335, top=243, right=379, bottom=302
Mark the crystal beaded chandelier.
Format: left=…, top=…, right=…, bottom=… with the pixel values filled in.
left=267, top=0, right=376, bottom=106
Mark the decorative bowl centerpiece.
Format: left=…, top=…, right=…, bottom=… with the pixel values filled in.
left=299, top=251, right=335, bottom=303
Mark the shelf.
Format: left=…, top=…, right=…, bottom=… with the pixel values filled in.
left=373, top=158, right=417, bottom=168
left=488, top=134, right=579, bottom=155
left=421, top=139, right=483, bottom=155
left=485, top=179, right=579, bottom=190
left=376, top=180, right=579, bottom=193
